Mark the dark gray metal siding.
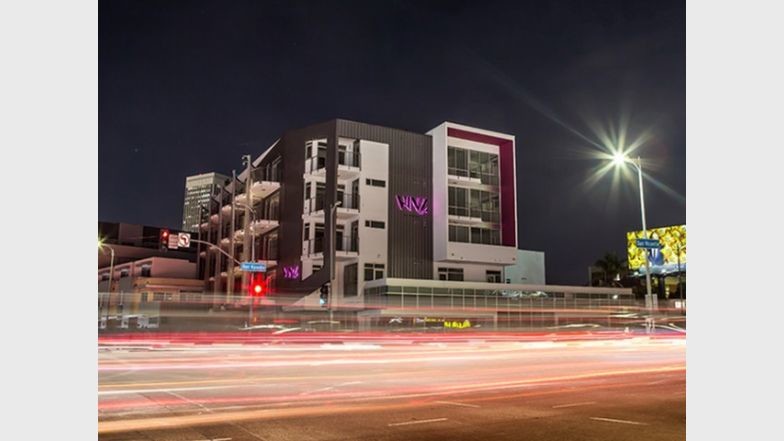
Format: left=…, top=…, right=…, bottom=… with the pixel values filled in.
left=274, top=121, right=336, bottom=295
left=336, top=120, right=433, bottom=279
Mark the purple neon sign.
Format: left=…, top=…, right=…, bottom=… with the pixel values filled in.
left=282, top=265, right=300, bottom=280
left=395, top=195, right=429, bottom=216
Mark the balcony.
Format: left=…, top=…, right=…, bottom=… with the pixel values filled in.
left=303, top=194, right=360, bottom=220
left=304, top=236, right=358, bottom=260
left=304, top=151, right=361, bottom=180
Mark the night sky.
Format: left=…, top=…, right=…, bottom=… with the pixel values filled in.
left=99, top=0, right=685, bottom=285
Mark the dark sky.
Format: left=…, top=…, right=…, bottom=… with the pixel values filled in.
left=99, top=0, right=685, bottom=285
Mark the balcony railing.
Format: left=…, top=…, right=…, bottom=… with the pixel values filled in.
left=305, top=236, right=358, bottom=255
left=338, top=151, right=360, bottom=168
left=252, top=165, right=280, bottom=183
left=305, top=152, right=361, bottom=173
left=304, top=194, right=359, bottom=215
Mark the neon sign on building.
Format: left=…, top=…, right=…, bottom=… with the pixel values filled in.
left=282, top=265, right=300, bottom=280
left=395, top=195, right=428, bottom=216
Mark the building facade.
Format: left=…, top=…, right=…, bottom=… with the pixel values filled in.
left=182, top=172, right=230, bottom=232
left=198, top=119, right=633, bottom=309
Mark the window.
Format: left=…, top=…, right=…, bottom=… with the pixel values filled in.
left=365, top=220, right=385, bottom=229
left=312, top=264, right=322, bottom=272
left=344, top=263, right=358, bottom=297
left=304, top=182, right=311, bottom=201
left=448, top=147, right=469, bottom=177
left=438, top=267, right=464, bottom=281
left=305, top=142, right=312, bottom=158
left=448, top=186, right=468, bottom=216
left=364, top=263, right=385, bottom=281
left=304, top=223, right=310, bottom=241
left=140, top=266, right=151, bottom=277
left=486, top=270, right=502, bottom=283
left=153, top=292, right=164, bottom=302
left=120, top=269, right=129, bottom=278
left=366, top=178, right=386, bottom=187
left=449, top=225, right=469, bottom=243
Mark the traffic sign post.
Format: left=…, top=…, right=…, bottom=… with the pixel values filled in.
left=636, top=238, right=661, bottom=249
left=240, top=262, right=267, bottom=272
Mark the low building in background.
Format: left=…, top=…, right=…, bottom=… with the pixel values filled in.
left=98, top=256, right=205, bottom=329
left=98, top=221, right=197, bottom=268
left=505, top=249, right=545, bottom=285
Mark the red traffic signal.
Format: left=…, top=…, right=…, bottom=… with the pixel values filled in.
left=248, top=273, right=266, bottom=297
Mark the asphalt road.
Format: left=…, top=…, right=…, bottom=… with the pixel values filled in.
left=99, top=334, right=685, bottom=440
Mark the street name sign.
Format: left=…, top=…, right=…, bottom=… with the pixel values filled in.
left=240, top=262, right=267, bottom=272
left=636, top=238, right=661, bottom=249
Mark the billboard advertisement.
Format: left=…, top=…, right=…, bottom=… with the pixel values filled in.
left=626, top=224, right=686, bottom=275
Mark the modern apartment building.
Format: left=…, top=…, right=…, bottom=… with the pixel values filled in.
left=182, top=172, right=230, bottom=232
left=198, top=119, right=633, bottom=309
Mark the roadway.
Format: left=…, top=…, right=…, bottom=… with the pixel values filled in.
left=99, top=332, right=685, bottom=440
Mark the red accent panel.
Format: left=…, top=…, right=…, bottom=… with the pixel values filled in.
left=448, top=127, right=516, bottom=247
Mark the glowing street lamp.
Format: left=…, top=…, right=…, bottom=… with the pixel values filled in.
left=611, top=153, right=656, bottom=311
left=98, top=238, right=115, bottom=326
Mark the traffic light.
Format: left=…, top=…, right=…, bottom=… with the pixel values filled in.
left=159, top=228, right=170, bottom=251
left=319, top=283, right=329, bottom=307
left=249, top=273, right=266, bottom=297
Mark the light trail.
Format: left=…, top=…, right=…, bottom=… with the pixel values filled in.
left=99, top=333, right=684, bottom=435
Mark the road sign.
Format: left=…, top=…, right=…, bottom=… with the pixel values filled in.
left=240, top=262, right=267, bottom=272
left=167, top=235, right=179, bottom=250
left=636, top=238, right=661, bottom=249
left=177, top=232, right=191, bottom=248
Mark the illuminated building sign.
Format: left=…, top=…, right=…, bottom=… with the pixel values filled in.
left=282, top=265, right=300, bottom=279
left=444, top=319, right=472, bottom=329
left=395, top=195, right=428, bottom=216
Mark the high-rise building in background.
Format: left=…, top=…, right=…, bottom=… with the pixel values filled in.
left=182, top=172, right=229, bottom=232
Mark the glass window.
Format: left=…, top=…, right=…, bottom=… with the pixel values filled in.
left=486, top=270, right=502, bottom=283
left=344, top=263, right=358, bottom=297
left=364, top=263, right=385, bottom=281
left=365, top=220, right=385, bottom=229
left=448, top=147, right=469, bottom=177
left=449, top=225, right=469, bottom=243
left=366, top=179, right=386, bottom=187
left=438, top=268, right=464, bottom=281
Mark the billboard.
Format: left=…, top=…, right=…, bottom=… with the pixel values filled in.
left=626, top=224, right=686, bottom=275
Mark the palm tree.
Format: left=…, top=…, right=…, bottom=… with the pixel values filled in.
left=594, top=252, right=624, bottom=286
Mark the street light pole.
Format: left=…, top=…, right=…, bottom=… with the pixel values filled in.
left=98, top=242, right=115, bottom=326
left=631, top=157, right=655, bottom=312
left=329, top=201, right=342, bottom=327
left=234, top=202, right=257, bottom=261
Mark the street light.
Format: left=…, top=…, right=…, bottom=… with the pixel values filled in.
left=328, top=200, right=342, bottom=327
left=611, top=154, right=656, bottom=312
left=98, top=239, right=115, bottom=326
left=233, top=201, right=257, bottom=262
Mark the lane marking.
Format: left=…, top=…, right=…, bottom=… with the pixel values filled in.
left=552, top=401, right=596, bottom=409
left=436, top=401, right=480, bottom=408
left=388, top=418, right=449, bottom=427
left=589, top=417, right=648, bottom=425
